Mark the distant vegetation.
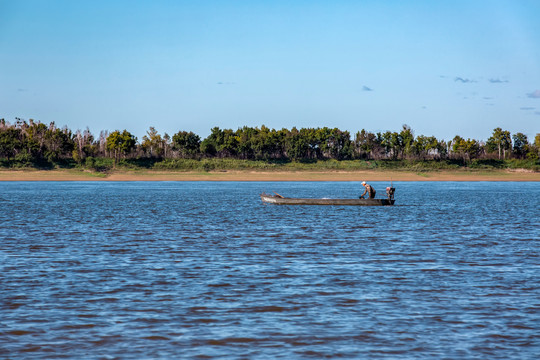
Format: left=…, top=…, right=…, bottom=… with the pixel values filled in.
left=1, top=117, right=539, bottom=171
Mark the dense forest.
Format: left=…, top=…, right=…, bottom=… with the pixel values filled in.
left=1, top=117, right=539, bottom=171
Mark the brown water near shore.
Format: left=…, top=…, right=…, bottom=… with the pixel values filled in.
left=0, top=169, right=538, bottom=181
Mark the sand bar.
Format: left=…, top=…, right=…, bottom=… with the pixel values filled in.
left=0, top=169, right=538, bottom=182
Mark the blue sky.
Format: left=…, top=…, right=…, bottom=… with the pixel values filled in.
left=1, top=0, right=539, bottom=141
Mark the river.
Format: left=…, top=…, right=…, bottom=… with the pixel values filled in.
left=1, top=181, right=539, bottom=359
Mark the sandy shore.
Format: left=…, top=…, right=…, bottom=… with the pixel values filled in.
left=0, top=169, right=538, bottom=181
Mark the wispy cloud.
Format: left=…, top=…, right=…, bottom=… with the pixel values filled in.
left=454, top=77, right=476, bottom=83
left=526, top=90, right=540, bottom=98
left=362, top=85, right=373, bottom=91
left=217, top=82, right=235, bottom=85
left=489, top=78, right=509, bottom=84
left=520, top=107, right=535, bottom=111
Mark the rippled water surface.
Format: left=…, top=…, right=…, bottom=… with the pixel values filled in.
left=1, top=181, right=539, bottom=359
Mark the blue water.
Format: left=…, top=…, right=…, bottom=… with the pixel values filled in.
left=1, top=181, right=539, bottom=359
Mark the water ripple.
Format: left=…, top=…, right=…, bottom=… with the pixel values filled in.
left=1, top=181, right=539, bottom=359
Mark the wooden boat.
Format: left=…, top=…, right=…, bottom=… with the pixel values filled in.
left=260, top=193, right=395, bottom=206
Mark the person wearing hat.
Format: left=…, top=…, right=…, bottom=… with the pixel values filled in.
left=360, top=181, right=376, bottom=199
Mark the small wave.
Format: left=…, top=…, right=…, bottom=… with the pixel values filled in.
left=268, top=232, right=287, bottom=237
left=77, top=314, right=98, bottom=318
left=507, top=324, right=534, bottom=330
left=253, top=305, right=290, bottom=313
left=58, top=324, right=96, bottom=330
left=264, top=273, right=296, bottom=279
left=151, top=280, right=177, bottom=286
left=315, top=291, right=336, bottom=296
left=208, top=283, right=232, bottom=288
left=51, top=259, right=83, bottom=265
left=187, top=306, right=209, bottom=313
left=142, top=335, right=170, bottom=341
left=91, top=335, right=123, bottom=346
left=230, top=305, right=294, bottom=313
left=340, top=298, right=359, bottom=304
left=106, top=248, right=132, bottom=254
left=337, top=298, right=360, bottom=306
left=486, top=333, right=517, bottom=340
left=86, top=297, right=119, bottom=303
left=20, top=346, right=42, bottom=353
left=190, top=318, right=219, bottom=324
left=134, top=317, right=166, bottom=324
left=4, top=302, right=25, bottom=310
left=205, top=337, right=277, bottom=346
left=5, top=330, right=39, bottom=336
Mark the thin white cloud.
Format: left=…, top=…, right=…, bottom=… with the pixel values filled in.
left=526, top=90, right=540, bottom=98
left=489, top=78, right=509, bottom=84
left=455, top=77, right=476, bottom=83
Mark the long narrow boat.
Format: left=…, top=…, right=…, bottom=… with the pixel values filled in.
left=260, top=193, right=395, bottom=206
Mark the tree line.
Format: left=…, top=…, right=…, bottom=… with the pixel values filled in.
left=1, top=117, right=539, bottom=166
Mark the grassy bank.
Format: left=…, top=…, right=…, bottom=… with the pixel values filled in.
left=0, top=159, right=539, bottom=182
left=1, top=157, right=539, bottom=173
left=1, top=168, right=539, bottom=182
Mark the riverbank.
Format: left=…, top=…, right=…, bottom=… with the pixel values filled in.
left=0, top=169, right=539, bottom=181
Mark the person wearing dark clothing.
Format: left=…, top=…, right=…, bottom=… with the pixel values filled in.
left=360, top=181, right=376, bottom=199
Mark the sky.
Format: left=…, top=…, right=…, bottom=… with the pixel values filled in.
left=1, top=0, right=539, bottom=142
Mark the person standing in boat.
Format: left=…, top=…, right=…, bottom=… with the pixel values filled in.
left=360, top=181, right=376, bottom=199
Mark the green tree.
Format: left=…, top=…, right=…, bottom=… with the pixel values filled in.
left=486, top=127, right=512, bottom=159
left=326, top=128, right=352, bottom=160
left=452, top=136, right=480, bottom=161
left=399, top=124, right=415, bottom=158
left=43, top=123, right=74, bottom=162
left=0, top=127, right=22, bottom=160
left=142, top=127, right=165, bottom=158
left=285, top=127, right=309, bottom=160
left=412, top=135, right=429, bottom=159
left=73, top=128, right=96, bottom=163
left=512, top=132, right=528, bottom=159
left=379, top=131, right=403, bottom=159
left=412, top=135, right=446, bottom=160
left=234, top=126, right=257, bottom=159
left=200, top=127, right=238, bottom=158
left=23, top=120, right=47, bottom=161
left=172, top=130, right=201, bottom=158
left=354, top=129, right=377, bottom=159
left=200, top=139, right=217, bottom=157
left=251, top=126, right=270, bottom=159
left=162, top=133, right=171, bottom=158
left=529, top=133, right=540, bottom=160
left=219, top=129, right=238, bottom=157
left=434, top=139, right=448, bottom=159
left=106, top=130, right=137, bottom=164
left=252, top=126, right=287, bottom=159
left=379, top=131, right=391, bottom=158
